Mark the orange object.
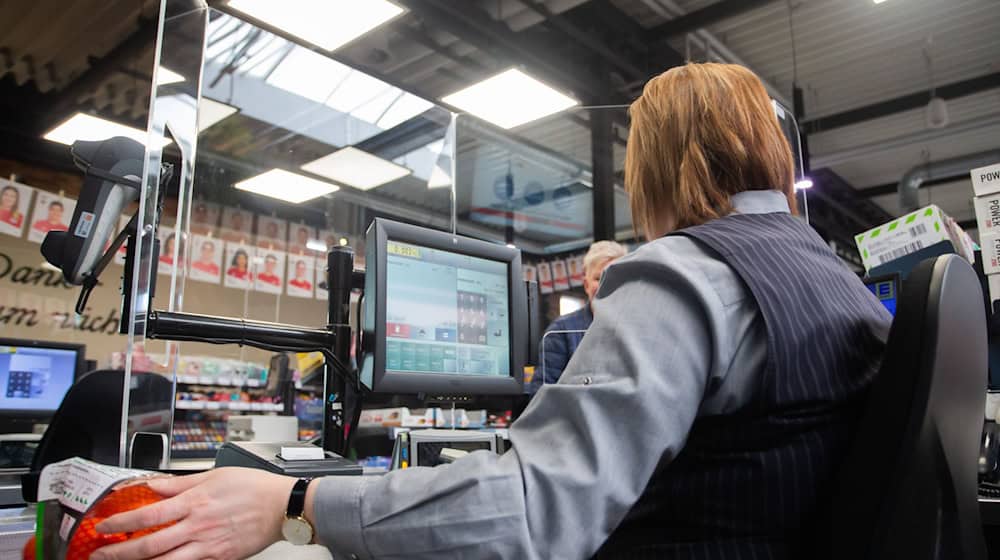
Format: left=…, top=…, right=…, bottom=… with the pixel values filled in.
left=22, top=535, right=35, bottom=560
left=64, top=483, right=172, bottom=560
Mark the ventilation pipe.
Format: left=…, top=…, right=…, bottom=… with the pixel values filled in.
left=898, top=150, right=1000, bottom=211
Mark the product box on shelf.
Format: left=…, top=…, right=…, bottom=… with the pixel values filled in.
left=855, top=204, right=972, bottom=277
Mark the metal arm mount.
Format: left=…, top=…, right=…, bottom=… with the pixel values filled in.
left=143, top=246, right=363, bottom=456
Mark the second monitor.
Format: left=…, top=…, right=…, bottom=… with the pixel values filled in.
left=361, top=219, right=527, bottom=396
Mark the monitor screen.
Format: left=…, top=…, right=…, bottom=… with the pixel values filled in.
left=363, top=218, right=526, bottom=396
left=865, top=276, right=899, bottom=316
left=385, top=240, right=510, bottom=377
left=0, top=344, right=79, bottom=413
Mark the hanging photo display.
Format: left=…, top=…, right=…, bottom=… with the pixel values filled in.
left=224, top=242, right=254, bottom=290
left=568, top=255, right=585, bottom=287
left=256, top=215, right=287, bottom=251
left=552, top=259, right=570, bottom=291
left=523, top=264, right=537, bottom=283
left=27, top=191, right=75, bottom=244
left=190, top=200, right=221, bottom=235
left=220, top=207, right=253, bottom=243
left=537, top=262, right=554, bottom=294
left=0, top=179, right=33, bottom=238
left=157, top=226, right=184, bottom=276
left=254, top=247, right=285, bottom=294
left=288, top=223, right=316, bottom=254
left=286, top=256, right=315, bottom=298
left=188, top=234, right=223, bottom=284
left=315, top=257, right=328, bottom=300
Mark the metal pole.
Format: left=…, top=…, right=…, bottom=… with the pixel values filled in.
left=325, top=246, right=354, bottom=454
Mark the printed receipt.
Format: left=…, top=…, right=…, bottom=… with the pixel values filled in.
left=38, top=457, right=152, bottom=513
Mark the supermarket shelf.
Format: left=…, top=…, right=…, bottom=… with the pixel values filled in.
left=175, top=401, right=284, bottom=412
left=176, top=375, right=264, bottom=388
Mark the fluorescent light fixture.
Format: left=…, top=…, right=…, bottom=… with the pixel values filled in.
left=43, top=112, right=171, bottom=148
left=427, top=165, right=452, bottom=189
left=441, top=68, right=578, bottom=129
left=302, top=147, right=411, bottom=190
left=227, top=0, right=404, bottom=52
left=873, top=0, right=890, bottom=3
left=157, top=66, right=185, bottom=85
left=794, top=178, right=814, bottom=190
left=307, top=239, right=327, bottom=252
left=235, top=169, right=339, bottom=203
left=339, top=237, right=349, bottom=246
left=198, top=98, right=239, bottom=131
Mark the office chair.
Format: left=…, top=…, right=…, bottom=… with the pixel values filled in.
left=21, top=370, right=174, bottom=502
left=829, top=254, right=988, bottom=559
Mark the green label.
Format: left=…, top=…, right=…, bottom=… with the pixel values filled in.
left=888, top=220, right=900, bottom=231
left=870, top=228, right=882, bottom=238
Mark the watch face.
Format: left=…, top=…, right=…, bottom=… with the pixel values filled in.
left=282, top=516, right=314, bottom=545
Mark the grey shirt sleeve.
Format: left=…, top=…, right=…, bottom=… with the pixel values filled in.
left=313, top=238, right=765, bottom=559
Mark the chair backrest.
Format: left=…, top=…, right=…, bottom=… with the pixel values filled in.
left=831, top=254, right=988, bottom=559
left=21, top=370, right=173, bottom=501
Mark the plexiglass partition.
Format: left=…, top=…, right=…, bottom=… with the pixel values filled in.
left=120, top=1, right=808, bottom=466
left=123, top=1, right=463, bottom=465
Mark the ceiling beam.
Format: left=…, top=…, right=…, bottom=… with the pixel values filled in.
left=858, top=175, right=969, bottom=198
left=802, top=72, right=1000, bottom=134
left=645, top=0, right=776, bottom=40
left=396, top=0, right=611, bottom=103
left=515, top=0, right=647, bottom=83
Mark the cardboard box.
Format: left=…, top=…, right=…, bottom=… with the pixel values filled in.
left=974, top=191, right=1000, bottom=235
left=981, top=232, right=1000, bottom=276
left=972, top=162, right=1000, bottom=197
left=855, top=205, right=960, bottom=274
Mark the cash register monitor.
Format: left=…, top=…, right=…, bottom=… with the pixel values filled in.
left=0, top=338, right=85, bottom=430
left=864, top=273, right=900, bottom=316
left=362, top=218, right=526, bottom=395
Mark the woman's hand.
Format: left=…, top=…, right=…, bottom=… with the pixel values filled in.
left=92, top=467, right=298, bottom=560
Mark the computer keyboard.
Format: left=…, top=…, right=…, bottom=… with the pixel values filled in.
left=979, top=484, right=1000, bottom=499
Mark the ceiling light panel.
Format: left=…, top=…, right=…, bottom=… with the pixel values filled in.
left=302, top=147, right=411, bottom=190
left=235, top=169, right=340, bottom=203
left=441, top=68, right=578, bottom=129
left=157, top=67, right=185, bottom=85
left=227, top=0, right=404, bottom=52
left=198, top=98, right=240, bottom=131
left=43, top=113, right=171, bottom=148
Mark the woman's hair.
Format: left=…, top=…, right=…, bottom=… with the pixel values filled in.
left=1, top=185, right=19, bottom=210
left=625, top=63, right=796, bottom=239
left=231, top=249, right=248, bottom=268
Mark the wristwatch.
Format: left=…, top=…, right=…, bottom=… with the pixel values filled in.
left=282, top=478, right=315, bottom=545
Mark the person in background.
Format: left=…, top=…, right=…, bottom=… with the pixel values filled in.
left=32, top=199, right=65, bottom=233
left=191, top=240, right=220, bottom=276
left=91, top=63, right=891, bottom=560
left=289, top=260, right=312, bottom=291
left=226, top=249, right=250, bottom=281
left=257, top=254, right=281, bottom=286
left=529, top=240, right=627, bottom=393
left=0, top=185, right=23, bottom=228
left=159, top=233, right=177, bottom=265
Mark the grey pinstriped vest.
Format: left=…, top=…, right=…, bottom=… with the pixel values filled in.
left=596, top=211, right=891, bottom=559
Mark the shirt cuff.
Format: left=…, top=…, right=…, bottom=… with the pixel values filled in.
left=313, top=475, right=371, bottom=559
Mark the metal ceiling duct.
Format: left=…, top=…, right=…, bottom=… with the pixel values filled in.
left=898, top=149, right=1000, bottom=211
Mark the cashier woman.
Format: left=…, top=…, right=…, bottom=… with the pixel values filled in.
left=92, top=63, right=890, bottom=560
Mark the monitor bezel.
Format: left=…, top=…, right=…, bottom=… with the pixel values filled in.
left=362, top=218, right=526, bottom=395
left=0, top=337, right=86, bottom=417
